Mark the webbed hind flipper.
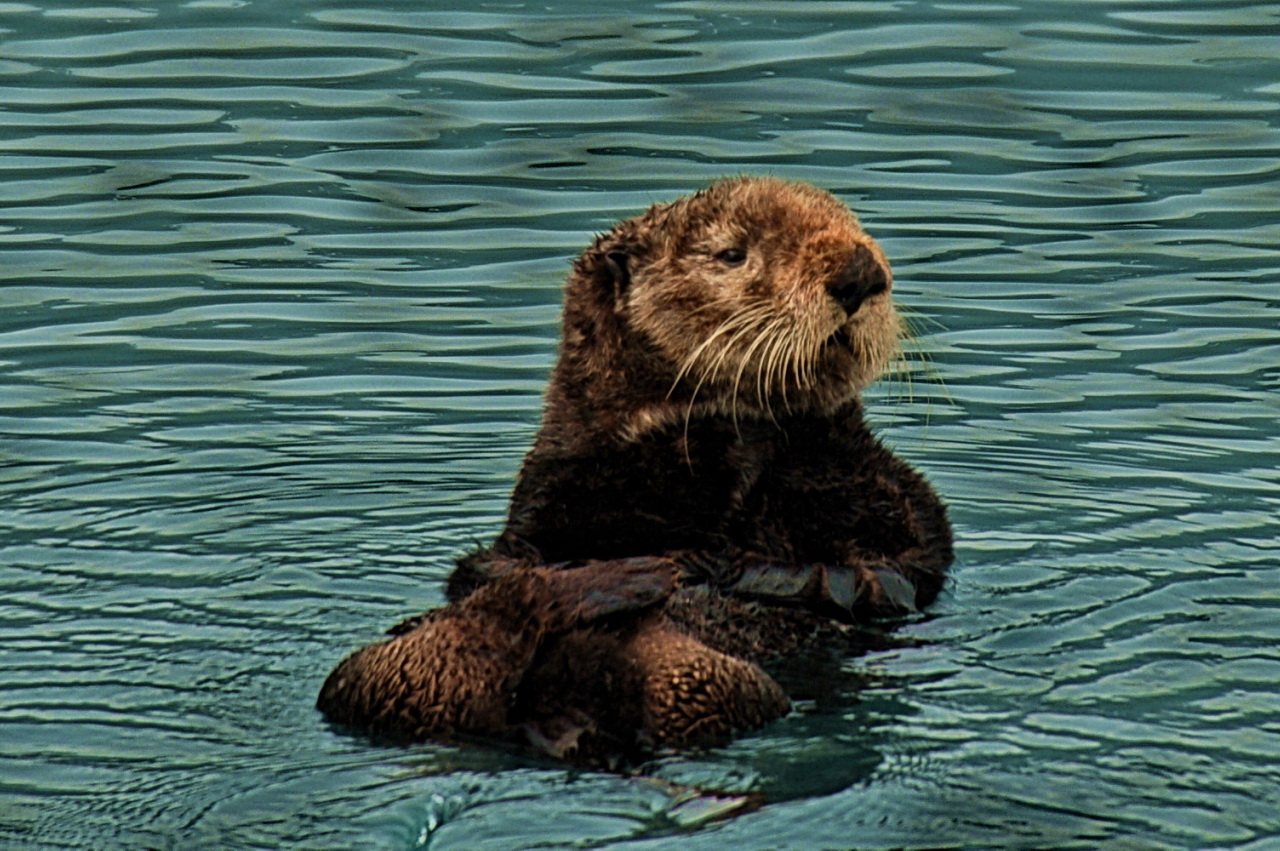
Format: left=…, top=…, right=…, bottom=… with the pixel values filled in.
left=317, top=559, right=677, bottom=742
left=515, top=613, right=790, bottom=765
left=625, top=617, right=790, bottom=747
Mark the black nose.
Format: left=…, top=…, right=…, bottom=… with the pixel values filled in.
left=830, top=244, right=889, bottom=315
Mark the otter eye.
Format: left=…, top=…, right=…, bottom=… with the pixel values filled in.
left=715, top=248, right=747, bottom=266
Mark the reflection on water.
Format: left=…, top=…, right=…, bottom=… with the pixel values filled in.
left=1, top=1, right=1277, bottom=848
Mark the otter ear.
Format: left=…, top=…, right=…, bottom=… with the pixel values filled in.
left=604, top=249, right=630, bottom=292
left=593, top=226, right=639, bottom=313
left=580, top=206, right=661, bottom=312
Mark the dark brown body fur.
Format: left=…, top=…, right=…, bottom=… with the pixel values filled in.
left=318, top=177, right=953, bottom=766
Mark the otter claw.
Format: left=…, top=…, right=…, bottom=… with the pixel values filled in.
left=824, top=567, right=859, bottom=611
left=728, top=563, right=818, bottom=600
left=872, top=568, right=919, bottom=613
left=723, top=562, right=919, bottom=618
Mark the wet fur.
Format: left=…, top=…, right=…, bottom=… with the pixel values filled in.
left=319, top=177, right=953, bottom=765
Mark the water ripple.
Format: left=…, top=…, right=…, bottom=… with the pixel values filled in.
left=1, top=0, right=1278, bottom=848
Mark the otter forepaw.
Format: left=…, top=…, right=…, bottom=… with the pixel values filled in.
left=722, top=561, right=919, bottom=619
left=672, top=549, right=742, bottom=586
left=539, top=557, right=679, bottom=630
left=856, top=565, right=919, bottom=614
left=724, top=562, right=819, bottom=602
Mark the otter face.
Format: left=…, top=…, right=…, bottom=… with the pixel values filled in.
left=621, top=177, right=901, bottom=419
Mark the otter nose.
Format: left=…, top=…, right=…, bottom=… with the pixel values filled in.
left=830, top=244, right=889, bottom=315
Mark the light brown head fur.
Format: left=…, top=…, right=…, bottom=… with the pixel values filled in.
left=545, top=176, right=901, bottom=444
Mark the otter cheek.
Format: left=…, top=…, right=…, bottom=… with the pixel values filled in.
left=631, top=291, right=698, bottom=368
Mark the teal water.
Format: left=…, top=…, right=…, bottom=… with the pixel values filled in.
left=2, top=1, right=1278, bottom=848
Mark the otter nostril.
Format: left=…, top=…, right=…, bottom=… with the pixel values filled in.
left=865, top=268, right=888, bottom=296
left=831, top=275, right=877, bottom=315
left=830, top=245, right=888, bottom=315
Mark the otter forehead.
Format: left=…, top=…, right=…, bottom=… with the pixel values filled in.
left=662, top=177, right=865, bottom=254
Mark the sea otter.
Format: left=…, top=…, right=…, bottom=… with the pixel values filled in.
left=318, top=177, right=953, bottom=766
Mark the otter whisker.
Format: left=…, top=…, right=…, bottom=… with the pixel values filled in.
left=671, top=307, right=766, bottom=407
left=755, top=317, right=787, bottom=423
left=764, top=314, right=798, bottom=416
left=896, top=336, right=952, bottom=410
left=807, top=315, right=829, bottom=390
left=697, top=307, right=772, bottom=385
left=781, top=329, right=806, bottom=414
left=763, top=321, right=787, bottom=415
left=685, top=306, right=773, bottom=393
left=797, top=318, right=823, bottom=394
left=883, top=316, right=914, bottom=403
left=778, top=313, right=805, bottom=404
left=714, top=310, right=776, bottom=428
left=671, top=305, right=772, bottom=394
left=731, top=312, right=788, bottom=426
left=753, top=317, right=780, bottom=411
left=898, top=306, right=946, bottom=335
left=677, top=305, right=775, bottom=434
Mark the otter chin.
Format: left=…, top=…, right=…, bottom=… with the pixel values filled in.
left=318, top=177, right=953, bottom=767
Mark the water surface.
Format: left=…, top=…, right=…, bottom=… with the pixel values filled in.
left=1, top=1, right=1278, bottom=848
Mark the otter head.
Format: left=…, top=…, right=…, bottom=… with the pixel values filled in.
left=554, top=176, right=901, bottom=441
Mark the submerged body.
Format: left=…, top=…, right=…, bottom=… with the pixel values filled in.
left=318, top=177, right=953, bottom=765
